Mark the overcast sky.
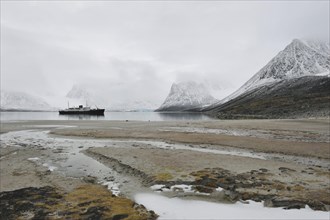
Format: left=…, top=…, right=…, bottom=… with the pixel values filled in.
left=1, top=1, right=329, bottom=106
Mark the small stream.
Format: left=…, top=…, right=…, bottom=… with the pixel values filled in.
left=0, top=129, right=132, bottom=196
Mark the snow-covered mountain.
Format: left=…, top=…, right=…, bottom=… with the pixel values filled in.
left=203, top=39, right=330, bottom=119
left=0, top=90, right=51, bottom=111
left=156, top=81, right=217, bottom=111
left=220, top=39, right=330, bottom=104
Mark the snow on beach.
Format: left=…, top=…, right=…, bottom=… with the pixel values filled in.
left=135, top=193, right=329, bottom=220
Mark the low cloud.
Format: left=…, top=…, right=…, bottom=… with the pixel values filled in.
left=1, top=1, right=328, bottom=105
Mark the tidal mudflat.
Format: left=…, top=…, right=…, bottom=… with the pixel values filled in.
left=0, top=119, right=329, bottom=219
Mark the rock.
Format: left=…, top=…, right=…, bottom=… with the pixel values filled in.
left=237, top=173, right=250, bottom=180
left=193, top=185, right=214, bottom=194
left=78, top=201, right=93, bottom=207
left=0, top=186, right=62, bottom=220
left=279, top=167, right=296, bottom=172
left=112, top=214, right=129, bottom=220
left=245, top=180, right=254, bottom=185
left=239, top=199, right=250, bottom=204
left=104, top=176, right=115, bottom=182
left=264, top=197, right=305, bottom=209
left=15, top=201, right=34, bottom=212
left=283, top=204, right=305, bottom=210
left=307, top=200, right=330, bottom=211
left=224, top=190, right=239, bottom=201
left=148, top=210, right=158, bottom=219
left=82, top=176, right=98, bottom=184
left=82, top=206, right=109, bottom=219
left=324, top=204, right=330, bottom=211
left=172, top=187, right=184, bottom=193
left=193, top=174, right=219, bottom=188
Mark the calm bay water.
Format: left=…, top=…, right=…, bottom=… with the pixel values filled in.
left=0, top=111, right=214, bottom=121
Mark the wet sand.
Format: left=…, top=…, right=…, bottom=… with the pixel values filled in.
left=0, top=119, right=329, bottom=217
left=49, top=119, right=330, bottom=158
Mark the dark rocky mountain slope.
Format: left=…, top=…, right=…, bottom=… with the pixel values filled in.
left=205, top=76, right=330, bottom=119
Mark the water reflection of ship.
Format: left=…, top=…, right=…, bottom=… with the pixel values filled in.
left=59, top=114, right=105, bottom=120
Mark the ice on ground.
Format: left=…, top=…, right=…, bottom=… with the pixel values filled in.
left=42, top=163, right=57, bottom=172
left=171, top=185, right=194, bottom=193
left=135, top=193, right=329, bottom=220
left=216, top=187, right=223, bottom=192
left=151, top=184, right=195, bottom=193
left=151, top=184, right=224, bottom=195
left=101, top=181, right=121, bottom=196
left=28, top=157, right=40, bottom=161
left=150, top=184, right=166, bottom=191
